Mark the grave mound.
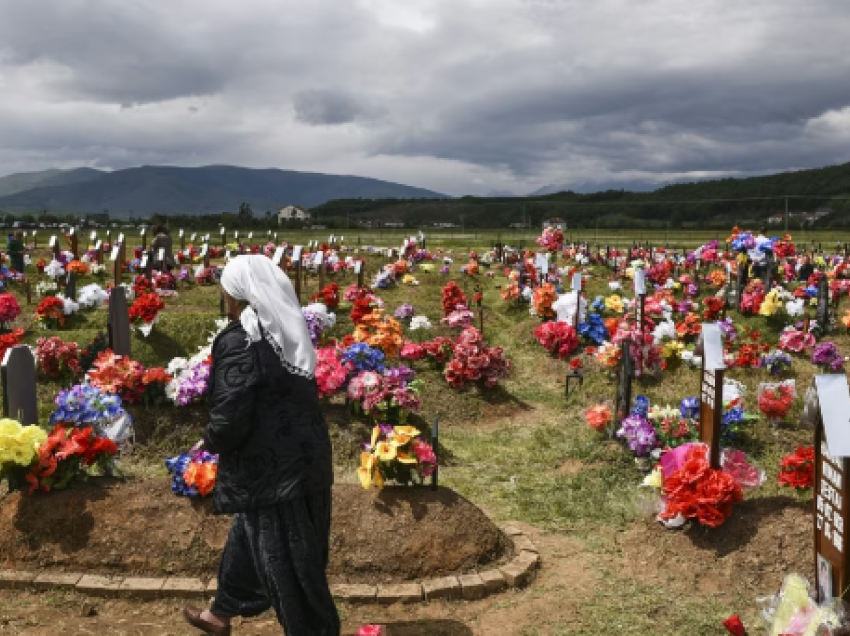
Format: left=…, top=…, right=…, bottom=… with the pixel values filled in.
left=0, top=478, right=510, bottom=585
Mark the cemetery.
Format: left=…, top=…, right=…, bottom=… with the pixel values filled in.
left=0, top=225, right=849, bottom=634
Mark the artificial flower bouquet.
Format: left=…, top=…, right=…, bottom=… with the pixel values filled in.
left=36, top=296, right=66, bottom=329
left=757, top=381, right=795, bottom=423
left=36, top=280, right=58, bottom=298
left=88, top=350, right=172, bottom=404
left=357, top=424, right=436, bottom=489
left=535, top=227, right=564, bottom=253
left=347, top=367, right=422, bottom=422
left=811, top=340, right=845, bottom=372
left=166, top=442, right=218, bottom=497
left=67, top=260, right=89, bottom=276
left=165, top=353, right=212, bottom=406
left=584, top=404, right=612, bottom=433
left=311, top=282, right=341, bottom=310
left=49, top=384, right=134, bottom=444
left=315, top=346, right=348, bottom=399
left=36, top=336, right=81, bottom=382
left=778, top=445, right=814, bottom=489
left=26, top=423, right=119, bottom=494
left=0, top=329, right=24, bottom=363
left=441, top=281, right=468, bottom=316
left=0, top=418, right=47, bottom=490
left=444, top=327, right=511, bottom=388
left=303, top=303, right=337, bottom=345
left=753, top=574, right=849, bottom=634
left=353, top=309, right=404, bottom=358
left=128, top=292, right=165, bottom=337
left=532, top=283, right=558, bottom=319
left=534, top=321, right=579, bottom=359
left=155, top=271, right=177, bottom=291
left=443, top=305, right=475, bottom=329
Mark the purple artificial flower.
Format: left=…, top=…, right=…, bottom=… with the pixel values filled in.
left=440, top=265, right=450, bottom=275
left=616, top=415, right=657, bottom=457
left=719, top=318, right=738, bottom=342
left=812, top=341, right=844, bottom=372
left=394, top=303, right=415, bottom=320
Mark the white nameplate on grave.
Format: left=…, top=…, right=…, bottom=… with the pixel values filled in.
left=201, top=245, right=208, bottom=256
left=110, top=246, right=120, bottom=261
left=535, top=253, right=549, bottom=272
left=572, top=273, right=582, bottom=292
left=49, top=236, right=57, bottom=247
left=191, top=233, right=197, bottom=241
left=272, top=247, right=284, bottom=265
left=225, top=250, right=231, bottom=260
left=234, top=232, right=239, bottom=240
left=816, top=375, right=850, bottom=457
left=354, top=262, right=362, bottom=274
left=140, top=228, right=146, bottom=236
left=292, top=246, right=303, bottom=262
left=90, top=231, right=97, bottom=240
left=157, top=248, right=165, bottom=262
left=634, top=269, right=647, bottom=295
left=118, top=233, right=125, bottom=244
left=95, top=240, right=102, bottom=250
left=220, top=227, right=226, bottom=234
left=248, top=232, right=253, bottom=239
left=140, top=255, right=148, bottom=268
left=179, top=229, right=184, bottom=237
left=314, top=251, right=324, bottom=266
left=702, top=323, right=725, bottom=371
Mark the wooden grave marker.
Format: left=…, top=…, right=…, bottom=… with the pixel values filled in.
left=65, top=271, right=77, bottom=302
left=697, top=323, right=725, bottom=469
left=613, top=341, right=634, bottom=436
left=735, top=261, right=748, bottom=312
left=812, top=374, right=850, bottom=602
left=817, top=274, right=830, bottom=331
left=292, top=245, right=303, bottom=302
left=49, top=235, right=60, bottom=261
left=2, top=346, right=37, bottom=425
left=69, top=227, right=78, bottom=260
left=201, top=243, right=210, bottom=269
left=107, top=285, right=131, bottom=357
left=111, top=243, right=122, bottom=286
left=633, top=267, right=647, bottom=333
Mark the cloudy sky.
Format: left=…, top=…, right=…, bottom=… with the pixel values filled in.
left=1, top=0, right=850, bottom=195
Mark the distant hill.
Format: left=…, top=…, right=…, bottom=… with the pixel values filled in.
left=0, top=165, right=448, bottom=216
left=312, top=162, right=850, bottom=229
left=0, top=168, right=104, bottom=197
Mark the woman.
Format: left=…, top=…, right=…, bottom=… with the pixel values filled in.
left=150, top=225, right=176, bottom=271
left=6, top=231, right=24, bottom=273
left=183, top=255, right=339, bottom=636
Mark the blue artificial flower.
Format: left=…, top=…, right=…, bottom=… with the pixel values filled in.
left=631, top=395, right=650, bottom=417
left=590, top=296, right=605, bottom=313
left=804, top=285, right=818, bottom=298
left=679, top=397, right=699, bottom=419
left=577, top=313, right=607, bottom=345
left=341, top=343, right=386, bottom=373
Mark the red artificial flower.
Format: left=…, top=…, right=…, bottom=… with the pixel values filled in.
left=534, top=322, right=579, bottom=359
left=441, top=281, right=468, bottom=317
left=36, top=296, right=66, bottom=328
left=584, top=346, right=597, bottom=355
left=778, top=446, right=815, bottom=489
left=569, top=358, right=582, bottom=370
left=311, top=282, right=340, bottom=310
left=128, top=293, right=165, bottom=325
left=35, top=336, right=81, bottom=380
left=721, top=614, right=747, bottom=636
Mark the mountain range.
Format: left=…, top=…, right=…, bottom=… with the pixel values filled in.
left=0, top=165, right=448, bottom=217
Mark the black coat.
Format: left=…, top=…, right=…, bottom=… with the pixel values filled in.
left=203, top=321, right=333, bottom=514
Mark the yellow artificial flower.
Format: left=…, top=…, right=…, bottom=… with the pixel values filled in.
left=419, top=264, right=435, bottom=273
left=375, top=441, right=397, bottom=462
left=390, top=435, right=412, bottom=447
left=605, top=295, right=624, bottom=313
left=393, top=426, right=421, bottom=438
left=396, top=453, right=417, bottom=464
left=662, top=341, right=684, bottom=359
left=642, top=467, right=664, bottom=489
left=673, top=282, right=681, bottom=290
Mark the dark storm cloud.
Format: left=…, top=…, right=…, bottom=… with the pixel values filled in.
left=1, top=0, right=850, bottom=194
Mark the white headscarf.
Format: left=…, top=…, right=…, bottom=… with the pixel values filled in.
left=220, top=255, right=315, bottom=379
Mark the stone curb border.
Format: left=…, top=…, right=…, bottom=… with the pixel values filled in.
left=0, top=525, right=539, bottom=605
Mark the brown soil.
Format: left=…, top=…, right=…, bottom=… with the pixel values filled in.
left=0, top=479, right=509, bottom=585
left=618, top=495, right=813, bottom=597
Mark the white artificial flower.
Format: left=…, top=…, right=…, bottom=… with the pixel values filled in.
left=167, top=357, right=189, bottom=375
left=44, top=260, right=65, bottom=278
left=652, top=320, right=676, bottom=344
left=23, top=255, right=32, bottom=266
left=552, top=293, right=587, bottom=325
left=36, top=280, right=58, bottom=297
left=608, top=280, right=621, bottom=291
left=785, top=298, right=805, bottom=317
left=521, top=286, right=534, bottom=301
left=55, top=294, right=80, bottom=316
left=409, top=315, right=433, bottom=331
left=119, top=283, right=135, bottom=302
left=78, top=283, right=108, bottom=308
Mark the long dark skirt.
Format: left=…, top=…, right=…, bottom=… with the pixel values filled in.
left=211, top=489, right=340, bottom=635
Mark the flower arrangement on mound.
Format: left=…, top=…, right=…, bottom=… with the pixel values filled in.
left=536, top=227, right=564, bottom=253
left=739, top=279, right=765, bottom=315
left=778, top=446, right=814, bottom=489
left=0, top=419, right=47, bottom=488
left=441, top=281, right=467, bottom=316
left=194, top=267, right=216, bottom=286
left=353, top=309, right=404, bottom=359
left=155, top=271, right=177, bottom=291
left=49, top=384, right=134, bottom=444
left=701, top=296, right=724, bottom=321
left=657, top=443, right=744, bottom=528
left=342, top=342, right=387, bottom=373
left=758, top=349, right=793, bottom=375
left=445, top=327, right=511, bottom=388
left=357, top=424, right=436, bottom=489
left=534, top=321, right=579, bottom=359
left=36, top=296, right=66, bottom=329
left=311, top=282, right=340, bottom=310
left=78, top=283, right=108, bottom=309
left=443, top=305, right=475, bottom=329
left=812, top=341, right=844, bottom=372
left=532, top=283, right=557, bottom=319
left=578, top=313, right=608, bottom=345
left=165, top=354, right=212, bottom=406
left=36, top=280, right=58, bottom=298
left=393, top=303, right=415, bottom=321
left=594, top=342, right=622, bottom=370
left=0, top=292, right=21, bottom=327
left=26, top=423, right=118, bottom=494
left=128, top=292, right=165, bottom=337
left=757, top=382, right=795, bottom=422
left=584, top=404, right=612, bottom=432
left=315, top=346, right=348, bottom=399
left=67, top=260, right=89, bottom=276
left=303, top=303, right=337, bottom=346
left=349, top=288, right=383, bottom=325
left=87, top=350, right=172, bottom=404
left=166, top=443, right=218, bottom=497
left=647, top=401, right=699, bottom=449
left=500, top=282, right=521, bottom=304
left=131, top=274, right=153, bottom=296
left=778, top=328, right=816, bottom=353
left=347, top=367, right=422, bottom=421
left=36, top=336, right=81, bottom=382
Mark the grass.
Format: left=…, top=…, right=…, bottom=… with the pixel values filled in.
left=0, top=238, right=834, bottom=634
